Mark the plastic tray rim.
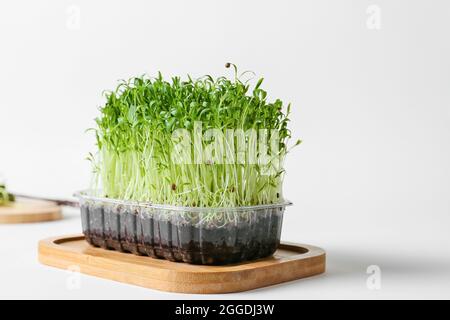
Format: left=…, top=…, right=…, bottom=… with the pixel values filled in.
left=74, top=189, right=293, bottom=213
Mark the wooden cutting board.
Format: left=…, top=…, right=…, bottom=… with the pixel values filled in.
left=38, top=235, right=326, bottom=294
left=0, top=199, right=62, bottom=224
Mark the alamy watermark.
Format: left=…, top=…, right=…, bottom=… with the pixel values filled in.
left=366, top=5, right=382, bottom=30
left=66, top=5, right=81, bottom=31
left=66, top=265, right=81, bottom=290
left=170, top=122, right=282, bottom=175
left=366, top=265, right=382, bottom=290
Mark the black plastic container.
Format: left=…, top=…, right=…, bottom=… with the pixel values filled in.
left=76, top=191, right=291, bottom=265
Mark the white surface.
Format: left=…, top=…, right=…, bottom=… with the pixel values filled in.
left=0, top=207, right=449, bottom=300
left=1, top=0, right=450, bottom=299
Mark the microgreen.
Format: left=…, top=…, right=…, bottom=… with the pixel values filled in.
left=91, top=65, right=299, bottom=207
left=0, top=184, right=14, bottom=206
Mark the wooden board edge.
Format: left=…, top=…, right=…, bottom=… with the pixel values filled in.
left=0, top=208, right=62, bottom=224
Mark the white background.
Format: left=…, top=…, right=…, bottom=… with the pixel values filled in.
left=0, top=0, right=449, bottom=299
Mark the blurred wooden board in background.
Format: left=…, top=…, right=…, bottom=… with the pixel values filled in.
left=0, top=198, right=62, bottom=224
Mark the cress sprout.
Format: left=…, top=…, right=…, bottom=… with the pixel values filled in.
left=91, top=65, right=300, bottom=207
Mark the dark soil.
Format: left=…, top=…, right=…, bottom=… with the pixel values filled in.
left=81, top=203, right=284, bottom=265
